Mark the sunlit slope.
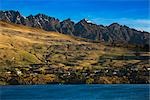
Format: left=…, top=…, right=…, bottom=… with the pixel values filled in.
left=0, top=21, right=102, bottom=67
left=0, top=21, right=149, bottom=84
left=0, top=21, right=130, bottom=68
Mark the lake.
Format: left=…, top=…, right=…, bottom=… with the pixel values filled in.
left=0, top=84, right=149, bottom=100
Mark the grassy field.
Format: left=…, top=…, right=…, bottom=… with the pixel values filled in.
left=0, top=21, right=149, bottom=85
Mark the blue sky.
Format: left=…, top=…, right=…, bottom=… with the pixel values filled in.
left=0, top=0, right=150, bottom=32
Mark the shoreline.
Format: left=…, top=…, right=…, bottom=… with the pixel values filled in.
left=1, top=80, right=149, bottom=85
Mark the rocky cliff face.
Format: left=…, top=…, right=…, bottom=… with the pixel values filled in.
left=26, top=14, right=60, bottom=31
left=0, top=10, right=26, bottom=25
left=0, top=10, right=149, bottom=46
left=60, top=18, right=75, bottom=35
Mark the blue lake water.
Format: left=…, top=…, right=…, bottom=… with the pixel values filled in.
left=0, top=84, right=149, bottom=100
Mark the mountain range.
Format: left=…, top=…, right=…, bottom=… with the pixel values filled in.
left=0, top=10, right=149, bottom=46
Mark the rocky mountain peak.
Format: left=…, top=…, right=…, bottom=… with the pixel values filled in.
left=26, top=15, right=34, bottom=18
left=61, top=18, right=74, bottom=24
left=80, top=19, right=88, bottom=23
left=64, top=18, right=71, bottom=21
left=0, top=10, right=26, bottom=24
left=60, top=18, right=75, bottom=35
left=35, top=13, right=51, bottom=19
left=108, top=23, right=121, bottom=28
left=107, top=23, right=122, bottom=32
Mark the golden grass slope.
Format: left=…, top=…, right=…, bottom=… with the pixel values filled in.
left=0, top=21, right=147, bottom=70
left=0, top=21, right=103, bottom=68
left=0, top=21, right=149, bottom=85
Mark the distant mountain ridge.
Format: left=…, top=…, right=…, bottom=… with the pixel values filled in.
left=0, top=10, right=149, bottom=46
